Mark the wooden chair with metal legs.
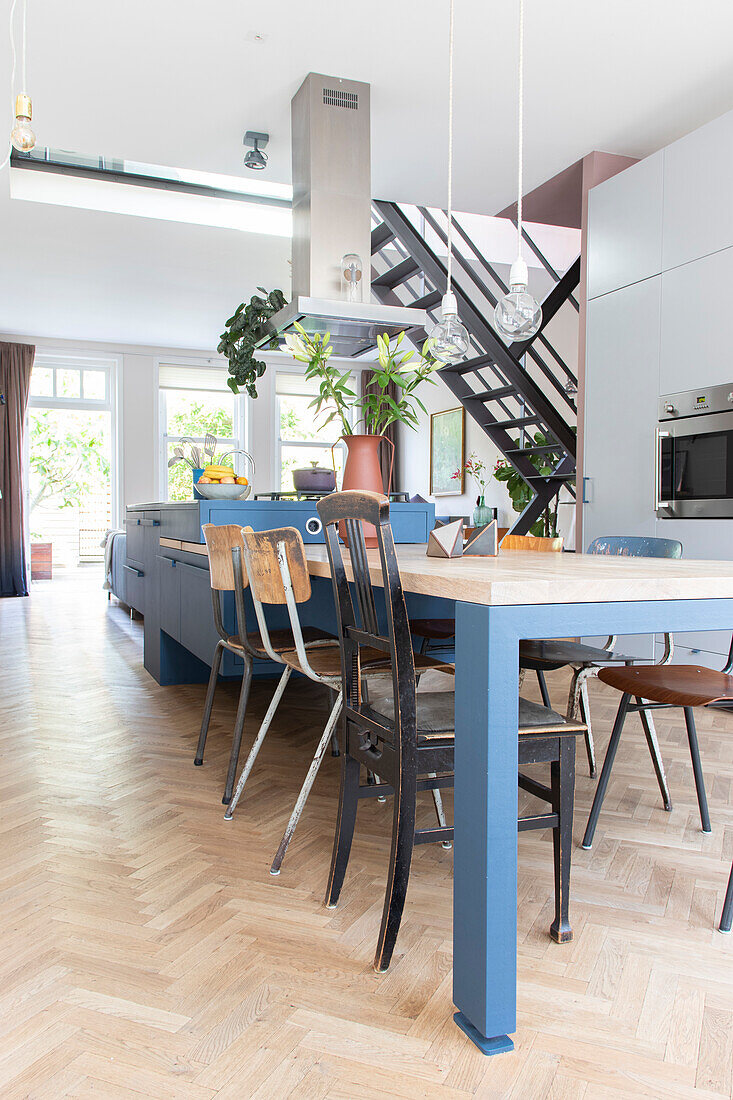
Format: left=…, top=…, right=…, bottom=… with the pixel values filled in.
left=582, top=635, right=733, bottom=872
left=223, top=526, right=453, bottom=875
left=317, top=491, right=588, bottom=972
left=519, top=535, right=683, bottom=779
left=194, top=524, right=332, bottom=804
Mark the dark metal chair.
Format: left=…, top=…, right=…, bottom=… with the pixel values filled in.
left=520, top=534, right=683, bottom=779
left=581, top=636, right=733, bottom=906
left=721, top=864, right=733, bottom=934
left=193, top=523, right=332, bottom=804
left=317, top=490, right=588, bottom=972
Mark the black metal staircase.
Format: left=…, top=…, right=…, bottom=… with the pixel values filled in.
left=370, top=200, right=580, bottom=534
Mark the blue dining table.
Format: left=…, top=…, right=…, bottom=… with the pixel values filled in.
left=305, top=543, right=733, bottom=1055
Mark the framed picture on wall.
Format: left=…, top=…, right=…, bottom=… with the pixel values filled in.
left=430, top=407, right=465, bottom=496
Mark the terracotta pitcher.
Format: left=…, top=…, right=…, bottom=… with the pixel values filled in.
left=332, top=434, right=394, bottom=546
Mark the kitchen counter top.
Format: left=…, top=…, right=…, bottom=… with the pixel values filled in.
left=159, top=537, right=733, bottom=606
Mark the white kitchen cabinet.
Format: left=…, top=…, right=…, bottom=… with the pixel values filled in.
left=584, top=278, right=661, bottom=544
left=583, top=279, right=662, bottom=658
left=660, top=246, right=733, bottom=394
left=587, top=151, right=663, bottom=300
left=663, top=109, right=733, bottom=271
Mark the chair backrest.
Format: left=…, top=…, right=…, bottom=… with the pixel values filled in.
left=317, top=491, right=416, bottom=773
left=239, top=526, right=316, bottom=672
left=587, top=535, right=682, bottom=559
left=501, top=533, right=564, bottom=552
left=202, top=523, right=248, bottom=590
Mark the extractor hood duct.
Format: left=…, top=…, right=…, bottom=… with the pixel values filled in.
left=260, top=73, right=426, bottom=357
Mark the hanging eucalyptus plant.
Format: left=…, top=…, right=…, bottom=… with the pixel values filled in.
left=217, top=288, right=287, bottom=397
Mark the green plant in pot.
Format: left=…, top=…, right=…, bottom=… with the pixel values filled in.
left=285, top=324, right=438, bottom=498
left=493, top=431, right=564, bottom=537
left=218, top=288, right=286, bottom=397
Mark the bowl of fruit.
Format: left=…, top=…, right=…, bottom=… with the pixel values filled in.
left=195, top=450, right=255, bottom=500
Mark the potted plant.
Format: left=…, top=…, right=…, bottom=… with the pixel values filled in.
left=218, top=288, right=287, bottom=397
left=493, top=431, right=564, bottom=537
left=285, top=323, right=437, bottom=497
left=452, top=452, right=494, bottom=527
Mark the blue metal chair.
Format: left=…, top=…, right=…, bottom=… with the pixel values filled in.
left=519, top=535, right=683, bottom=781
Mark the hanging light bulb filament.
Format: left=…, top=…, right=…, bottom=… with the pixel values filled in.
left=494, top=0, right=542, bottom=343
left=428, top=0, right=470, bottom=365
left=8, top=0, right=35, bottom=156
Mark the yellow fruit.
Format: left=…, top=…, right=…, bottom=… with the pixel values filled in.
left=198, top=476, right=211, bottom=484
left=235, top=476, right=248, bottom=485
left=220, top=476, right=235, bottom=484
left=204, top=465, right=234, bottom=476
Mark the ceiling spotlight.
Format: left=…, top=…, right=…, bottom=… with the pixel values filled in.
left=243, top=131, right=269, bottom=171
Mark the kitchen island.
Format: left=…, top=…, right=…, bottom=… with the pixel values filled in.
left=124, top=498, right=440, bottom=685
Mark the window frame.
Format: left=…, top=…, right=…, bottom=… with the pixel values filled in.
left=157, top=360, right=248, bottom=501
left=275, top=369, right=357, bottom=492
left=26, top=351, right=120, bottom=533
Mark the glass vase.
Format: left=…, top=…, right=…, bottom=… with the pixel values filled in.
left=473, top=496, right=493, bottom=528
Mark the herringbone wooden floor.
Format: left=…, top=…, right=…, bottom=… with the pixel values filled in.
left=1, top=570, right=732, bottom=1098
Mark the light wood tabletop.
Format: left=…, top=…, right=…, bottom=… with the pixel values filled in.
left=160, top=537, right=733, bottom=606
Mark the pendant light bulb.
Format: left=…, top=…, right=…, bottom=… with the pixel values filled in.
left=494, top=257, right=541, bottom=341
left=428, top=291, right=470, bottom=364
left=494, top=0, right=541, bottom=344
left=10, top=93, right=35, bottom=152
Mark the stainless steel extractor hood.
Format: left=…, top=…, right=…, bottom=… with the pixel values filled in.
left=259, top=73, right=426, bottom=357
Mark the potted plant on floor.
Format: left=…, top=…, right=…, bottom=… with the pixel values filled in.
left=285, top=324, right=438, bottom=497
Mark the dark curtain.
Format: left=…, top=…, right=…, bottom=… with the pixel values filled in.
left=0, top=342, right=34, bottom=596
left=360, top=373, right=400, bottom=494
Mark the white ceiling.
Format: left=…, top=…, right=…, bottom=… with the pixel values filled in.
left=3, top=0, right=733, bottom=348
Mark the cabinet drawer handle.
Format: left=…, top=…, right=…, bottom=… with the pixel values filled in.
left=139, top=518, right=161, bottom=527
left=123, top=564, right=144, bottom=578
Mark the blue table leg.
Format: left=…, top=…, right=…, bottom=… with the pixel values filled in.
left=453, top=601, right=518, bottom=1054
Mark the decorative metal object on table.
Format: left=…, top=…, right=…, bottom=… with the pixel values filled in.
left=427, top=518, right=464, bottom=558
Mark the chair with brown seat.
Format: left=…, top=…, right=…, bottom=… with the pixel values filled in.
left=193, top=524, right=332, bottom=804
left=582, top=637, right=733, bottom=863
left=317, top=491, right=588, bottom=972
left=519, top=535, right=683, bottom=780
left=223, top=525, right=453, bottom=875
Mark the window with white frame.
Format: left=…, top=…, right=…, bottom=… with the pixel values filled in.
left=159, top=362, right=247, bottom=501
left=27, top=353, right=118, bottom=566
left=276, top=371, right=355, bottom=492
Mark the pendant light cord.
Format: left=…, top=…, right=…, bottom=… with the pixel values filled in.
left=446, top=0, right=455, bottom=294
left=516, top=0, right=524, bottom=260
left=0, top=0, right=20, bottom=172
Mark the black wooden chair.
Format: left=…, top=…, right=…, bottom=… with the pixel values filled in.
left=316, top=490, right=588, bottom=972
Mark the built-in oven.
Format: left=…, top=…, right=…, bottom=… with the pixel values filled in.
left=656, top=382, right=733, bottom=518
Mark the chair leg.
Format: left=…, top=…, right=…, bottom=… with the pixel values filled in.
left=637, top=698, right=673, bottom=812
left=194, top=641, right=224, bottom=766
left=582, top=692, right=631, bottom=849
left=430, top=776, right=452, bottom=849
left=374, top=767, right=417, bottom=973
left=550, top=735, right=576, bottom=943
left=224, top=666, right=292, bottom=820
left=578, top=679, right=596, bottom=778
left=222, top=655, right=253, bottom=805
left=326, top=687, right=340, bottom=756
left=270, top=691, right=343, bottom=875
left=684, top=707, right=711, bottom=833
left=536, top=669, right=552, bottom=709
left=719, top=862, right=733, bottom=933
left=325, top=752, right=361, bottom=908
